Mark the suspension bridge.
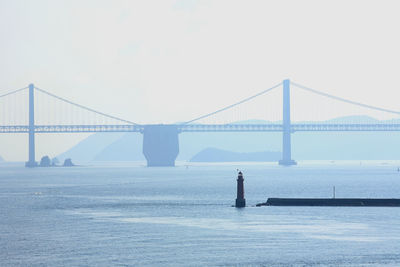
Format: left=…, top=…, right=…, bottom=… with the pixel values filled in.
left=1, top=79, right=400, bottom=167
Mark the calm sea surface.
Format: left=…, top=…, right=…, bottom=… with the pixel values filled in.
left=1, top=161, right=400, bottom=266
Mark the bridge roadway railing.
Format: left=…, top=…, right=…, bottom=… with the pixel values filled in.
left=0, top=125, right=29, bottom=133
left=178, top=124, right=283, bottom=132
left=179, top=123, right=400, bottom=132
left=0, top=125, right=144, bottom=133
left=2, top=123, right=400, bottom=133
left=290, top=123, right=400, bottom=132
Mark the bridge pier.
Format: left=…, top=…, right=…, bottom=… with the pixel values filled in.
left=25, top=83, right=37, bottom=168
left=142, top=125, right=179, bottom=167
left=279, top=79, right=296, bottom=166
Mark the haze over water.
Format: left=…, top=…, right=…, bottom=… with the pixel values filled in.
left=1, top=161, right=400, bottom=266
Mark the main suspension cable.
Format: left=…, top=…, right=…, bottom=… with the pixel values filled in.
left=0, top=86, right=28, bottom=98
left=182, top=82, right=283, bottom=125
left=34, top=86, right=139, bottom=125
left=292, top=82, right=400, bottom=116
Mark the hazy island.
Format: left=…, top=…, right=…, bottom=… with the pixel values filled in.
left=39, top=156, right=75, bottom=167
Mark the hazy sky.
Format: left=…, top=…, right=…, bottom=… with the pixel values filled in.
left=1, top=0, right=400, bottom=160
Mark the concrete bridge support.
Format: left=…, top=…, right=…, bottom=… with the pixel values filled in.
left=279, top=79, right=297, bottom=166
left=142, top=125, right=179, bottom=167
left=25, top=83, right=37, bottom=168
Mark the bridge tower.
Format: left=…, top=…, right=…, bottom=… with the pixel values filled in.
left=142, top=125, right=179, bottom=166
left=279, top=79, right=297, bottom=166
left=25, top=83, right=37, bottom=167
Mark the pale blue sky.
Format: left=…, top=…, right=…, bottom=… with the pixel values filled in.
left=1, top=0, right=400, bottom=160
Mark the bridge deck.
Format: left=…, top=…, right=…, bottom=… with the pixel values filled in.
left=2, top=124, right=400, bottom=133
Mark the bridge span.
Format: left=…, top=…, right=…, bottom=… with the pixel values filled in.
left=1, top=80, right=400, bottom=167
left=4, top=123, right=400, bottom=134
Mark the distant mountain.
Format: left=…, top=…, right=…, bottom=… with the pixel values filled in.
left=57, top=133, right=124, bottom=162
left=190, top=148, right=280, bottom=162
left=326, top=115, right=379, bottom=124
left=0, top=155, right=4, bottom=162
left=94, top=133, right=145, bottom=161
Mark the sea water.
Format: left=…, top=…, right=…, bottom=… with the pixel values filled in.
left=1, top=161, right=400, bottom=266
